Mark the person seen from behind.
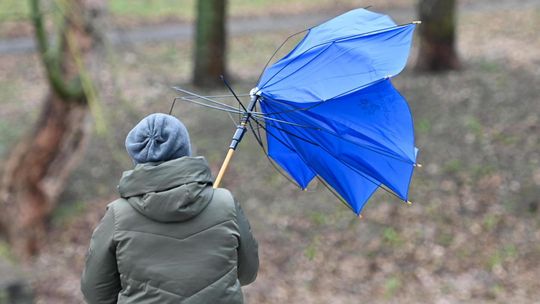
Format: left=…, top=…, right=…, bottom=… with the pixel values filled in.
left=81, top=113, right=259, bottom=303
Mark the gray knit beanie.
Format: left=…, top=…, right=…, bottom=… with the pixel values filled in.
left=125, top=113, right=192, bottom=164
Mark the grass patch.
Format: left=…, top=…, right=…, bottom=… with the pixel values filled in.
left=0, top=240, right=15, bottom=262
left=384, top=276, right=402, bottom=298
left=482, top=214, right=500, bottom=232
left=0, top=0, right=29, bottom=22
left=486, top=244, right=519, bottom=270
left=0, top=0, right=359, bottom=24
left=109, top=0, right=193, bottom=21
left=304, top=237, right=320, bottom=261
left=382, top=227, right=403, bottom=247
left=436, top=231, right=454, bottom=247
left=443, top=159, right=463, bottom=174
left=309, top=211, right=327, bottom=226
left=0, top=118, right=27, bottom=158
left=478, top=60, right=502, bottom=73
left=471, top=163, right=498, bottom=179
left=465, top=116, right=484, bottom=137
left=416, top=118, right=431, bottom=134
left=51, top=201, right=87, bottom=227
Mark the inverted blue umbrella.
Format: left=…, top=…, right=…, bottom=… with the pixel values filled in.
left=172, top=8, right=420, bottom=215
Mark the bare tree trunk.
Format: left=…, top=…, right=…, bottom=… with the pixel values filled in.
left=193, top=0, right=227, bottom=87
left=0, top=0, right=103, bottom=258
left=1, top=94, right=91, bottom=257
left=416, top=0, right=461, bottom=71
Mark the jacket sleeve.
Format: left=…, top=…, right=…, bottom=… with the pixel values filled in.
left=235, top=201, right=259, bottom=286
left=81, top=206, right=121, bottom=304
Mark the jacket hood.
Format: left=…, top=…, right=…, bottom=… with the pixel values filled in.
left=118, top=156, right=214, bottom=222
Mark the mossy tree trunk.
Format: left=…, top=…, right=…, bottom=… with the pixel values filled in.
left=416, top=0, right=461, bottom=71
left=193, top=0, right=227, bottom=88
left=0, top=0, right=104, bottom=258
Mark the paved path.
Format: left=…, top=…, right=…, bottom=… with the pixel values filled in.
left=1, top=0, right=539, bottom=55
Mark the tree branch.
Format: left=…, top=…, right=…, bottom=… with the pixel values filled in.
left=29, top=0, right=84, bottom=100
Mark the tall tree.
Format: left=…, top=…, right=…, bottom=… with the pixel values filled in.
left=193, top=0, right=227, bottom=87
left=416, top=0, right=461, bottom=71
left=0, top=0, right=104, bottom=258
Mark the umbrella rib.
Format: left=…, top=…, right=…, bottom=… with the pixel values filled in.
left=262, top=102, right=415, bottom=165
left=258, top=23, right=415, bottom=90
left=172, top=86, right=241, bottom=111
left=315, top=176, right=355, bottom=213
left=172, top=87, right=320, bottom=130
left=259, top=112, right=409, bottom=201
left=264, top=102, right=413, bottom=199
left=247, top=120, right=302, bottom=189
left=259, top=42, right=334, bottom=90
left=256, top=28, right=310, bottom=84
left=271, top=110, right=414, bottom=200
left=188, top=93, right=249, bottom=99
left=252, top=118, right=320, bottom=189
left=220, top=75, right=250, bottom=113
left=218, top=75, right=316, bottom=131
left=258, top=77, right=389, bottom=117
left=253, top=117, right=408, bottom=204
left=251, top=113, right=320, bottom=130
left=174, top=97, right=245, bottom=115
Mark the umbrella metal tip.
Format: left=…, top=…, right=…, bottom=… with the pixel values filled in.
left=414, top=163, right=423, bottom=168
left=413, top=20, right=422, bottom=24
left=406, top=200, right=413, bottom=205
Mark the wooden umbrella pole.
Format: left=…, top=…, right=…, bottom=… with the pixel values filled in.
left=214, top=148, right=235, bottom=188
left=213, top=95, right=258, bottom=188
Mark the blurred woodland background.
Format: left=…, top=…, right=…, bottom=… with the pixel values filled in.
left=0, top=0, right=539, bottom=303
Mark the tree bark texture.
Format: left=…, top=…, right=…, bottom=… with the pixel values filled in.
left=0, top=0, right=103, bottom=258
left=416, top=0, right=461, bottom=71
left=193, top=0, right=227, bottom=87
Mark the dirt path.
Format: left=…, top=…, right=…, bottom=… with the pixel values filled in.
left=1, top=0, right=539, bottom=55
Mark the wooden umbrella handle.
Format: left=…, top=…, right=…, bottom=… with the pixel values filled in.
left=213, top=148, right=235, bottom=188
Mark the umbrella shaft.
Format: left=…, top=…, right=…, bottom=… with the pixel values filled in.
left=229, top=95, right=258, bottom=149
left=214, top=148, right=235, bottom=188
left=229, top=122, right=248, bottom=150
left=214, top=95, right=258, bottom=188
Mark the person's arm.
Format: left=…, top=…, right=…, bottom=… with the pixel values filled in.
left=81, top=206, right=121, bottom=304
left=235, top=201, right=259, bottom=286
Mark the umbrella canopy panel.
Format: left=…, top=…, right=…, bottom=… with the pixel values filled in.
left=258, top=9, right=416, bottom=103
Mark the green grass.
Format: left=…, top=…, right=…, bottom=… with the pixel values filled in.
left=51, top=201, right=87, bottom=227
left=465, top=116, right=484, bottom=137
left=304, top=237, right=320, bottom=260
left=309, top=211, right=327, bottom=226
left=443, top=159, right=463, bottom=174
left=382, top=227, right=403, bottom=247
left=0, top=0, right=359, bottom=24
left=109, top=0, right=194, bottom=21
left=384, top=276, right=402, bottom=298
left=0, top=114, right=27, bottom=159
left=416, top=118, right=431, bottom=134
left=0, top=240, right=15, bottom=262
left=0, top=0, right=29, bottom=22
left=486, top=244, right=519, bottom=271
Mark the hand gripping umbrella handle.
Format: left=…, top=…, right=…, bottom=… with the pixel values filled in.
left=213, top=95, right=259, bottom=188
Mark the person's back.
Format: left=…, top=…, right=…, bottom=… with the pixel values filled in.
left=81, top=114, right=258, bottom=304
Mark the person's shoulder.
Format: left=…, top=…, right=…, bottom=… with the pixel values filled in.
left=211, top=187, right=235, bottom=205
left=105, top=198, right=139, bottom=223
left=207, top=187, right=237, bottom=216
left=106, top=198, right=128, bottom=212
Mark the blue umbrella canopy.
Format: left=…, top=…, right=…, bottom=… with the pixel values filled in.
left=254, top=8, right=419, bottom=214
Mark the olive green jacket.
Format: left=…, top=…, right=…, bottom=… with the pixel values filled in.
left=81, top=157, right=259, bottom=304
